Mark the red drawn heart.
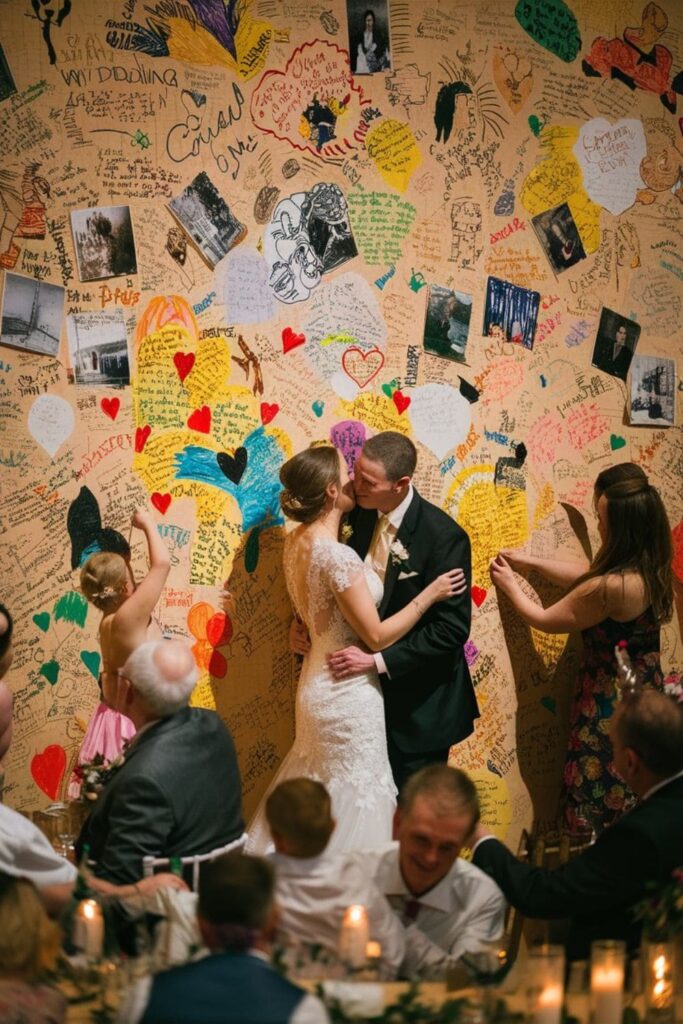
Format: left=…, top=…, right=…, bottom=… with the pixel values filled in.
left=207, top=611, right=233, bottom=648
left=173, top=351, right=195, bottom=382
left=471, top=586, right=487, bottom=607
left=392, top=390, right=411, bottom=415
left=282, top=327, right=306, bottom=354
left=135, top=425, right=151, bottom=453
left=30, top=744, right=66, bottom=801
left=151, top=492, right=172, bottom=514
left=187, top=406, right=211, bottom=433
left=209, top=648, right=228, bottom=678
left=101, top=397, right=120, bottom=420
left=260, top=402, right=279, bottom=425
left=341, top=346, right=385, bottom=388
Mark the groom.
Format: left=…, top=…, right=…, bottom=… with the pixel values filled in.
left=327, top=431, right=479, bottom=790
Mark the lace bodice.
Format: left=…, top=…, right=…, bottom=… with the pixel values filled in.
left=284, top=534, right=383, bottom=652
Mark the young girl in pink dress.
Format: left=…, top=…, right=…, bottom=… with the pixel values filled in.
left=68, top=508, right=170, bottom=796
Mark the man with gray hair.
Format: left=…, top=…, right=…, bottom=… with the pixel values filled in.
left=77, top=640, right=243, bottom=885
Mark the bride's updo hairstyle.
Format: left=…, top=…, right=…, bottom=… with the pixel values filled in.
left=80, top=552, right=128, bottom=611
left=280, top=445, right=340, bottom=524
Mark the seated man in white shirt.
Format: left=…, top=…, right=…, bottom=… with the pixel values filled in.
left=266, top=778, right=406, bottom=977
left=356, top=764, right=506, bottom=976
left=0, top=604, right=184, bottom=913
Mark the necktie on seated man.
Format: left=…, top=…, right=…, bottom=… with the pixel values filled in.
left=369, top=514, right=394, bottom=583
left=402, top=898, right=422, bottom=924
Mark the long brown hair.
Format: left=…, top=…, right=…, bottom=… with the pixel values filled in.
left=574, top=474, right=673, bottom=624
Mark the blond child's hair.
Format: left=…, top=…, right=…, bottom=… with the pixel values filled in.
left=80, top=551, right=129, bottom=611
left=0, top=873, right=61, bottom=976
left=265, top=778, right=333, bottom=858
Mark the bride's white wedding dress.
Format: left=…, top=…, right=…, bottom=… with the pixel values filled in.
left=246, top=535, right=397, bottom=854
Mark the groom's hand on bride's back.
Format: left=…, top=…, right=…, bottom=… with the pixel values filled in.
left=289, top=617, right=311, bottom=656
left=327, top=645, right=376, bottom=679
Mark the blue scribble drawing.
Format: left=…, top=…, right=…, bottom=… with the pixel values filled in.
left=174, top=426, right=285, bottom=532
left=483, top=276, right=540, bottom=350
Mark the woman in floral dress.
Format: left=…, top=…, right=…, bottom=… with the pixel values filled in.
left=490, top=463, right=673, bottom=835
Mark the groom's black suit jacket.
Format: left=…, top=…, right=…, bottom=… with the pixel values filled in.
left=348, top=488, right=478, bottom=753
left=473, top=775, right=683, bottom=960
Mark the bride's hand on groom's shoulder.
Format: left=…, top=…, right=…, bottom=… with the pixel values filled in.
left=289, top=617, right=311, bottom=656
left=327, top=645, right=375, bottom=680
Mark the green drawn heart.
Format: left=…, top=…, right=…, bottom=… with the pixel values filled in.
left=312, top=400, right=324, bottom=417
left=540, top=696, right=556, bottom=714
left=32, top=612, right=50, bottom=633
left=610, top=434, right=626, bottom=451
left=80, top=650, right=101, bottom=680
left=381, top=379, right=398, bottom=398
left=39, top=660, right=60, bottom=686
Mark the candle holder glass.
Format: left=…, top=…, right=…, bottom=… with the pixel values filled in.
left=460, top=939, right=510, bottom=1023
left=643, top=940, right=675, bottom=1023
left=526, top=943, right=565, bottom=1024
left=590, top=939, right=625, bottom=1024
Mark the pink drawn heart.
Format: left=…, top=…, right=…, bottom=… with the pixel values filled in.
left=341, top=346, right=385, bottom=388
left=30, top=744, right=66, bottom=801
left=101, top=397, right=120, bottom=420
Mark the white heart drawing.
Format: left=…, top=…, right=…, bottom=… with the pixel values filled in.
left=28, top=393, right=75, bottom=458
left=408, top=383, right=471, bottom=460
left=574, top=118, right=647, bottom=216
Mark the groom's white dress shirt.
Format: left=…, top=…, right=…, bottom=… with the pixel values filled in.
left=354, top=842, right=506, bottom=975
left=365, top=484, right=414, bottom=678
left=269, top=849, right=406, bottom=976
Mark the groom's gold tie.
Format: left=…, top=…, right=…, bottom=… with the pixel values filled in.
left=369, top=514, right=394, bottom=582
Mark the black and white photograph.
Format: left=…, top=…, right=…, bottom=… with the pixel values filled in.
left=0, top=43, right=16, bottom=102
left=66, top=310, right=130, bottom=387
left=532, top=201, right=587, bottom=274
left=591, top=307, right=640, bottom=382
left=0, top=272, right=64, bottom=356
left=423, top=284, right=472, bottom=363
left=346, top=0, right=391, bottom=75
left=265, top=183, right=357, bottom=304
left=70, top=205, right=138, bottom=282
left=483, top=276, right=540, bottom=350
left=168, top=172, right=246, bottom=270
left=629, top=354, right=676, bottom=426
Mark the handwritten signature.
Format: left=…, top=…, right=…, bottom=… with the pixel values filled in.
left=166, top=84, right=255, bottom=178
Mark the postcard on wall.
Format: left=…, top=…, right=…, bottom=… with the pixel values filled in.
left=483, top=276, right=540, bottom=350
left=629, top=354, right=675, bottom=426
left=591, top=307, right=640, bottom=382
left=70, top=206, right=138, bottom=282
left=0, top=272, right=64, bottom=356
left=531, top=202, right=587, bottom=275
left=66, top=310, right=130, bottom=387
left=0, top=43, right=16, bottom=102
left=423, top=284, right=472, bottom=363
left=167, top=171, right=246, bottom=269
left=346, top=0, right=392, bottom=75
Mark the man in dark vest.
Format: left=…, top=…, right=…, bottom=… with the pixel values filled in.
left=138, top=852, right=329, bottom=1024
left=470, top=687, right=683, bottom=960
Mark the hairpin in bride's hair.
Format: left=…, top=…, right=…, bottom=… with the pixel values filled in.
left=282, top=490, right=303, bottom=509
left=92, top=586, right=118, bottom=601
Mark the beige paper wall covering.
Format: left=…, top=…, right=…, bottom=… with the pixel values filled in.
left=1, top=0, right=681, bottom=843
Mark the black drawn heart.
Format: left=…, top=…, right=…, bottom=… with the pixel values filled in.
left=217, top=447, right=248, bottom=485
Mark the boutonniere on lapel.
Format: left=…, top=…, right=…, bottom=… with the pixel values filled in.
left=340, top=522, right=354, bottom=543
left=389, top=538, right=411, bottom=569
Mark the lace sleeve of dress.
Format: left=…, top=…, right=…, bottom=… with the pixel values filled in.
left=316, top=540, right=365, bottom=594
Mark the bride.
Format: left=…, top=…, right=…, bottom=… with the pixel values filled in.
left=246, top=445, right=465, bottom=854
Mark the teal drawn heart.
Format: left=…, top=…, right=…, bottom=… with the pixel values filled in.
left=540, top=696, right=556, bottom=714
left=381, top=379, right=398, bottom=398
left=80, top=650, right=101, bottom=680
left=312, top=400, right=324, bottom=418
left=39, top=660, right=60, bottom=686
left=32, top=612, right=50, bottom=633
left=610, top=434, right=626, bottom=451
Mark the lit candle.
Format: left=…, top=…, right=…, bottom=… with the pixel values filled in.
left=365, top=940, right=382, bottom=961
left=527, top=944, right=565, bottom=1024
left=338, top=904, right=369, bottom=968
left=72, top=898, right=104, bottom=959
left=645, top=943, right=675, bottom=1021
left=530, top=982, right=563, bottom=1024
left=591, top=964, right=624, bottom=1024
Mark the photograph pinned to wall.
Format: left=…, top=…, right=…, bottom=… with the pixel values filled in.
left=0, top=43, right=16, bottom=101
left=347, top=0, right=391, bottom=75
left=591, top=307, right=640, bottom=381
left=423, top=283, right=472, bottom=363
left=483, top=276, right=540, bottom=350
left=532, top=202, right=587, bottom=274
left=168, top=171, right=246, bottom=270
left=265, top=183, right=358, bottom=304
left=629, top=354, right=675, bottom=426
left=70, top=206, right=138, bottom=282
left=66, top=310, right=130, bottom=387
left=0, top=272, right=64, bottom=356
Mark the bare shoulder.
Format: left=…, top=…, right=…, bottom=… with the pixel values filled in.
left=601, top=572, right=648, bottom=619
